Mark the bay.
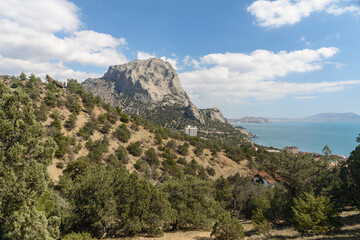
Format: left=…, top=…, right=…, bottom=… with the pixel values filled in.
left=234, top=122, right=360, bottom=157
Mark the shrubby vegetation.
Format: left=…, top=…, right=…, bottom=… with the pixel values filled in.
left=113, top=123, right=131, bottom=143
left=177, top=142, right=189, bottom=155
left=115, top=145, right=129, bottom=165
left=1, top=74, right=360, bottom=239
left=211, top=213, right=244, bottom=240
left=144, top=148, right=160, bottom=167
left=161, top=176, right=223, bottom=230
left=35, top=102, right=48, bottom=122
left=61, top=232, right=95, bottom=240
left=65, top=94, right=81, bottom=114
left=24, top=73, right=41, bottom=100
left=64, top=112, right=77, bottom=130
left=0, top=82, right=58, bottom=238
left=60, top=165, right=172, bottom=238
left=127, top=141, right=142, bottom=156
left=292, top=192, right=342, bottom=235
left=339, top=144, right=360, bottom=208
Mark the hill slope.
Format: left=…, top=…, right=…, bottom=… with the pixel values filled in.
left=0, top=74, right=251, bottom=184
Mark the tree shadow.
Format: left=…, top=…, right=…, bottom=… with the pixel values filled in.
left=194, top=237, right=212, bottom=240
left=268, top=235, right=298, bottom=240
left=306, top=233, right=360, bottom=240
left=270, top=226, right=360, bottom=240
left=341, top=211, right=360, bottom=227
left=244, top=228, right=257, bottom=237
left=245, top=222, right=360, bottom=240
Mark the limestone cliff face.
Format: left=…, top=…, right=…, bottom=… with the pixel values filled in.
left=103, top=58, right=189, bottom=106
left=83, top=58, right=204, bottom=123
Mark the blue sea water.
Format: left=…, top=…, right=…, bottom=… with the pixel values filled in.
left=234, top=122, right=360, bottom=157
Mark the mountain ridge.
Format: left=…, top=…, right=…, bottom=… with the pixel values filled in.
left=82, top=58, right=247, bottom=143
left=230, top=112, right=360, bottom=123
left=271, top=112, right=360, bottom=122
left=229, top=116, right=271, bottom=124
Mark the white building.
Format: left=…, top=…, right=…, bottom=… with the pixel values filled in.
left=253, top=170, right=278, bottom=187
left=286, top=146, right=299, bottom=154
left=184, top=125, right=197, bottom=136
left=266, top=149, right=281, bottom=153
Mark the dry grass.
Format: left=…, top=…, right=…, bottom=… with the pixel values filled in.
left=47, top=158, right=63, bottom=183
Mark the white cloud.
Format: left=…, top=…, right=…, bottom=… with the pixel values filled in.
left=0, top=0, right=127, bottom=81
left=160, top=56, right=179, bottom=70
left=299, top=36, right=311, bottom=46
left=247, top=0, right=360, bottom=28
left=137, top=51, right=156, bottom=60
left=183, top=55, right=201, bottom=69
left=200, top=47, right=339, bottom=80
left=136, top=51, right=179, bottom=70
left=0, top=0, right=80, bottom=33
left=326, top=4, right=360, bottom=15
left=294, top=96, right=317, bottom=99
left=0, top=55, right=101, bottom=81
left=179, top=48, right=360, bottom=106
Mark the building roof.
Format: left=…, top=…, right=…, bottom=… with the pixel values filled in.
left=252, top=170, right=279, bottom=184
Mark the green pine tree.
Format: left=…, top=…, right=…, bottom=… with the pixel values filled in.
left=0, top=83, right=57, bottom=238
left=292, top=192, right=342, bottom=235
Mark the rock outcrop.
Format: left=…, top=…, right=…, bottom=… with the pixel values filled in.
left=83, top=58, right=204, bottom=123
left=102, top=58, right=190, bottom=106
left=82, top=58, right=247, bottom=143
left=202, top=108, right=228, bottom=124
left=46, top=75, right=64, bottom=88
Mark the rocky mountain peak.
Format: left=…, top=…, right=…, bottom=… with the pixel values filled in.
left=82, top=58, right=237, bottom=129
left=102, top=58, right=190, bottom=106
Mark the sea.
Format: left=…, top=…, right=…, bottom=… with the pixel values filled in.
left=234, top=122, right=360, bottom=157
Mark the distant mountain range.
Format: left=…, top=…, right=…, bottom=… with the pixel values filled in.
left=229, top=116, right=271, bottom=124
left=272, top=112, right=360, bottom=122
left=230, top=112, right=360, bottom=123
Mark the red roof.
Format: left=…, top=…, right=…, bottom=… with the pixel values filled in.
left=252, top=170, right=279, bottom=184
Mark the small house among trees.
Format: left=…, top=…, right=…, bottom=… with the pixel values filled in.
left=252, top=170, right=279, bottom=187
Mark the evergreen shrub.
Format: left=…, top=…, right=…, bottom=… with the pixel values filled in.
left=292, top=192, right=342, bottom=235
left=211, top=213, right=244, bottom=240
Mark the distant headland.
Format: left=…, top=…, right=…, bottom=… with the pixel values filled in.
left=229, top=116, right=271, bottom=124
left=230, top=112, right=360, bottom=123
left=271, top=112, right=360, bottom=122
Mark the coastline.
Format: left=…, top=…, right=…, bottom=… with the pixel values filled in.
left=235, top=126, right=258, bottom=138
left=234, top=122, right=360, bottom=157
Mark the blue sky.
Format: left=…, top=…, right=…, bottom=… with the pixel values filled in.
left=1, top=0, right=360, bottom=118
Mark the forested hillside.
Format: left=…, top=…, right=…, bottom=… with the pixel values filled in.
left=0, top=73, right=360, bottom=239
